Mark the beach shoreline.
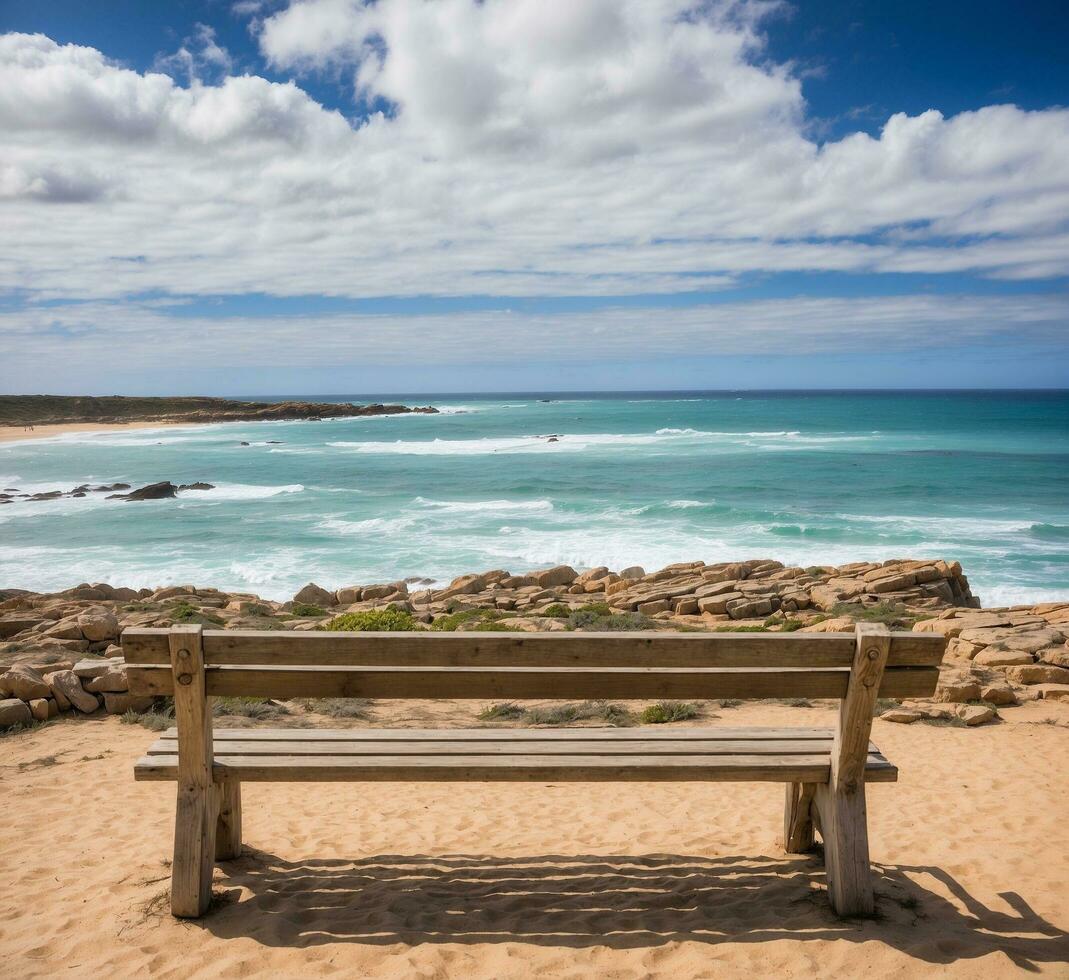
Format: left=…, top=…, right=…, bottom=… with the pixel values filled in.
left=0, top=420, right=191, bottom=445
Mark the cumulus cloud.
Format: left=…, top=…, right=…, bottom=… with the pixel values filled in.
left=0, top=3, right=1068, bottom=321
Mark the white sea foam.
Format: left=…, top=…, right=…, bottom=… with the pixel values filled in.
left=195, top=483, right=305, bottom=501
left=413, top=496, right=554, bottom=514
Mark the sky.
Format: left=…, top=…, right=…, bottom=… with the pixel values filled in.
left=1, top=0, right=1067, bottom=394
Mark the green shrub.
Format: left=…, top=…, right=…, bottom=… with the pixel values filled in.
left=291, top=602, right=328, bottom=617
left=567, top=610, right=651, bottom=631
left=297, top=697, right=373, bottom=719
left=525, top=700, right=633, bottom=727
left=713, top=624, right=769, bottom=633
left=477, top=702, right=527, bottom=721
left=166, top=600, right=223, bottom=626
left=321, top=608, right=419, bottom=631
left=829, top=601, right=915, bottom=626
left=121, top=699, right=174, bottom=731
left=541, top=603, right=572, bottom=618
left=431, top=608, right=505, bottom=631
left=640, top=700, right=701, bottom=724
left=213, top=697, right=290, bottom=720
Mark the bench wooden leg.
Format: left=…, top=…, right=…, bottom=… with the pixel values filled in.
left=215, top=781, right=242, bottom=860
left=171, top=783, right=219, bottom=918
left=814, top=782, right=873, bottom=916
left=783, top=782, right=816, bottom=853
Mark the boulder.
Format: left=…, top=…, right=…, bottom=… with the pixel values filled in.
left=77, top=609, right=119, bottom=642
left=973, top=648, right=1034, bottom=667
left=637, top=599, right=670, bottom=615
left=437, top=573, right=489, bottom=599
left=46, top=670, right=99, bottom=713
left=0, top=665, right=51, bottom=700
left=109, top=481, right=178, bottom=501
left=1034, top=684, right=1069, bottom=702
left=0, top=614, right=44, bottom=638
left=293, top=582, right=336, bottom=607
left=531, top=565, right=578, bottom=588
left=697, top=592, right=742, bottom=615
left=1037, top=646, right=1069, bottom=668
left=0, top=698, right=32, bottom=728
left=335, top=586, right=363, bottom=605
left=979, top=681, right=1018, bottom=706
left=29, top=697, right=53, bottom=721
left=1004, top=664, right=1069, bottom=686
left=86, top=665, right=129, bottom=693
left=880, top=708, right=922, bottom=724
left=956, top=704, right=997, bottom=726
left=618, top=566, right=645, bottom=580
left=934, top=679, right=982, bottom=703
left=576, top=566, right=610, bottom=584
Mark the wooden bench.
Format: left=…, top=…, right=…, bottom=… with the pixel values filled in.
left=122, top=622, right=945, bottom=919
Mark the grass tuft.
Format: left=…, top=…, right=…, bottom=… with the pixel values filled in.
left=640, top=700, right=701, bottom=724
left=477, top=702, right=528, bottom=721
left=321, top=608, right=419, bottom=631
left=526, top=700, right=634, bottom=727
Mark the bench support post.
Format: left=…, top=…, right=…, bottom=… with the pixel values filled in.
left=169, top=625, right=218, bottom=918
left=783, top=782, right=816, bottom=852
left=816, top=622, right=890, bottom=916
left=215, top=781, right=242, bottom=860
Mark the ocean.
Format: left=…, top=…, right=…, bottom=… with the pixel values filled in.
left=2, top=391, right=1067, bottom=606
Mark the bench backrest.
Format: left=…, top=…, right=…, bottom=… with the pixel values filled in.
left=122, top=625, right=945, bottom=701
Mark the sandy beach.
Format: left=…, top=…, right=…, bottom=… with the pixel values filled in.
left=0, top=421, right=187, bottom=445
left=2, top=701, right=1067, bottom=979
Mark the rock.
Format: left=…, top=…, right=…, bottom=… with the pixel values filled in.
left=800, top=616, right=856, bottom=633
left=85, top=664, right=129, bottom=693
left=77, top=609, right=119, bottom=642
left=437, top=573, right=489, bottom=599
left=934, top=679, right=982, bottom=703
left=638, top=599, right=670, bottom=615
left=979, top=682, right=1018, bottom=706
left=576, top=566, right=610, bottom=584
left=880, top=708, right=922, bottom=724
left=335, top=586, right=363, bottom=605
left=618, top=566, right=645, bottom=580
left=956, top=704, right=997, bottom=726
left=0, top=698, right=32, bottom=728
left=531, top=565, right=578, bottom=588
left=0, top=665, right=51, bottom=700
left=293, top=582, right=336, bottom=607
left=108, top=481, right=179, bottom=501
left=973, top=648, right=1034, bottom=667
left=29, top=697, right=53, bottom=721
left=1004, top=664, right=1069, bottom=686
left=178, top=482, right=214, bottom=491
left=103, top=692, right=156, bottom=714
left=0, top=614, right=44, bottom=638
left=697, top=592, right=743, bottom=615
left=46, top=670, right=99, bottom=713
left=1037, top=646, right=1069, bottom=668
left=1034, top=684, right=1069, bottom=702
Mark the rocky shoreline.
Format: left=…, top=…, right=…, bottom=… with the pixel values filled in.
left=0, top=394, right=437, bottom=427
left=2, top=557, right=1067, bottom=732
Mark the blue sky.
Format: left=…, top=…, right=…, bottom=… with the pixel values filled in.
left=1, top=0, right=1067, bottom=393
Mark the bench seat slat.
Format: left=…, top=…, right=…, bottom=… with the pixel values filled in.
left=127, top=664, right=939, bottom=699
left=134, top=751, right=897, bottom=782
left=156, top=725, right=842, bottom=741
left=147, top=738, right=881, bottom=757
left=122, top=627, right=945, bottom=668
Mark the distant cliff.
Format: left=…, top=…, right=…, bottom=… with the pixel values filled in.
left=0, top=395, right=438, bottom=426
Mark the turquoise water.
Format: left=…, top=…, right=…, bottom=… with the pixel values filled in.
left=2, top=391, right=1067, bottom=605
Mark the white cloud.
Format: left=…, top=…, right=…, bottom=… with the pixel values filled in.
left=1, top=4, right=1068, bottom=323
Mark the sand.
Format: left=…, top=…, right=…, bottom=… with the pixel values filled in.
left=2, top=700, right=1067, bottom=978
left=0, top=421, right=189, bottom=445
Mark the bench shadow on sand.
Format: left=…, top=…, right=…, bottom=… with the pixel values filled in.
left=194, top=849, right=1069, bottom=969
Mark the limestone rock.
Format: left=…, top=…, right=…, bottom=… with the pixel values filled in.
left=880, top=708, right=922, bottom=724
left=77, top=609, right=119, bottom=642
left=618, top=566, right=645, bottom=580
left=46, top=670, right=99, bottom=713
left=0, top=665, right=51, bottom=700
left=29, top=697, right=53, bottom=721
left=73, top=657, right=124, bottom=679
left=979, top=682, right=1017, bottom=706
left=531, top=565, right=578, bottom=588
left=956, top=704, right=997, bottom=726
left=934, top=679, right=982, bottom=703
left=973, top=648, right=1034, bottom=667
left=85, top=664, right=129, bottom=693
left=0, top=698, right=32, bottom=728
left=1037, top=646, right=1069, bottom=668
left=293, top=582, right=335, bottom=607
left=1004, top=664, right=1069, bottom=686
